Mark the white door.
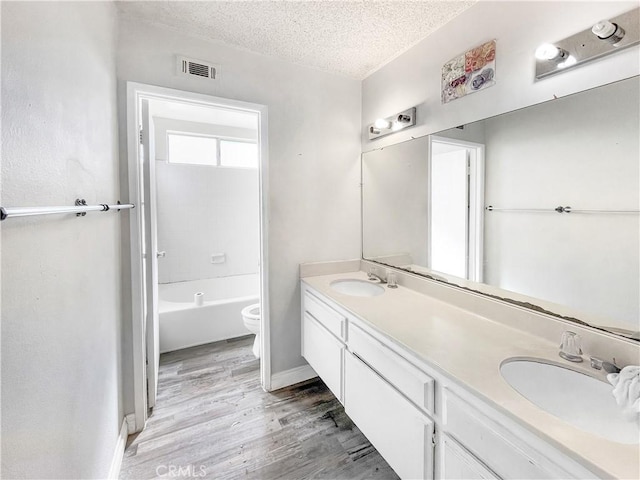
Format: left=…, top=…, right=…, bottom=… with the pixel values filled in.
left=429, top=137, right=484, bottom=282
left=430, top=146, right=469, bottom=278
left=140, top=99, right=160, bottom=408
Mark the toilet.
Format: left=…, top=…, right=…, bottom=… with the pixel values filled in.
left=241, top=303, right=261, bottom=358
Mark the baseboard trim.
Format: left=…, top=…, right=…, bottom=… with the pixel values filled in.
left=270, top=364, right=317, bottom=391
left=108, top=419, right=128, bottom=479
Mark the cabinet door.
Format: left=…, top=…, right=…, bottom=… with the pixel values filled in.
left=344, top=351, right=434, bottom=480
left=302, top=313, right=344, bottom=402
left=442, top=434, right=500, bottom=480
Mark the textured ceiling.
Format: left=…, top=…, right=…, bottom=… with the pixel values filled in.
left=117, top=1, right=476, bottom=79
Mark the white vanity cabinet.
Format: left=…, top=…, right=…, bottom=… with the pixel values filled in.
left=300, top=282, right=600, bottom=480
left=301, top=283, right=435, bottom=479
left=301, top=288, right=347, bottom=402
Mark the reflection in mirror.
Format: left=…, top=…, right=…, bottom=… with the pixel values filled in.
left=429, top=136, right=484, bottom=281
left=362, top=76, right=639, bottom=340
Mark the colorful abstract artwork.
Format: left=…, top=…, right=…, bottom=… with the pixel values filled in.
left=442, top=40, right=496, bottom=104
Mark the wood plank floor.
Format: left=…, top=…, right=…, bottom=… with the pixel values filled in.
left=120, top=335, right=399, bottom=479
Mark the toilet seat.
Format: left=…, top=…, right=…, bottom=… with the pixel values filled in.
left=241, top=304, right=260, bottom=320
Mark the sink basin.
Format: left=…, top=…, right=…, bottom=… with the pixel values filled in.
left=501, top=359, right=639, bottom=444
left=329, top=279, right=385, bottom=297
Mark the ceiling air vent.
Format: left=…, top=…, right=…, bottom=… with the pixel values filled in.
left=177, top=56, right=219, bottom=80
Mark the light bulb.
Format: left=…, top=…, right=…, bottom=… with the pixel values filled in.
left=558, top=55, right=577, bottom=69
left=374, top=118, right=392, bottom=129
left=592, top=20, right=616, bottom=39
left=535, top=43, right=562, bottom=61
left=592, top=20, right=625, bottom=45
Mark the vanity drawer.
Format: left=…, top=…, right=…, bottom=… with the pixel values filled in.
left=443, top=389, right=572, bottom=480
left=348, top=322, right=435, bottom=414
left=303, top=290, right=346, bottom=341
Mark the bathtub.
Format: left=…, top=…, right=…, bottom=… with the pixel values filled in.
left=158, top=273, right=259, bottom=353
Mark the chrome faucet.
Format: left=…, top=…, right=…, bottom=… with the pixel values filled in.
left=559, top=331, right=583, bottom=363
left=367, top=268, right=386, bottom=284
left=559, top=331, right=623, bottom=372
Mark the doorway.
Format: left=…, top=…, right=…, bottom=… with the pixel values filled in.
left=428, top=136, right=484, bottom=282
left=126, top=83, right=270, bottom=432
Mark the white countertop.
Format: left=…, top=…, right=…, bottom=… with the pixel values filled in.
left=302, top=270, right=640, bottom=480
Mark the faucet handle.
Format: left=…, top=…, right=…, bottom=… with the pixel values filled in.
left=590, top=356, right=621, bottom=374
left=590, top=356, right=604, bottom=370
left=559, top=331, right=583, bottom=363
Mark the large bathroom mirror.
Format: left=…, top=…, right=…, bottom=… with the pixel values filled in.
left=363, top=76, right=639, bottom=341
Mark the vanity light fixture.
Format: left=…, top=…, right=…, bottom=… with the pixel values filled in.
left=534, top=7, right=639, bottom=80
left=368, top=107, right=416, bottom=140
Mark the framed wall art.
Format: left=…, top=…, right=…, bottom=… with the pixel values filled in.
left=442, top=40, right=496, bottom=104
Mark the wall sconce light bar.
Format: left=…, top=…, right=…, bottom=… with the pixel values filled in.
left=535, top=7, right=639, bottom=80
left=368, top=107, right=416, bottom=140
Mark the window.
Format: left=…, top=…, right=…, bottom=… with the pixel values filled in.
left=167, top=132, right=258, bottom=168
left=220, top=140, right=258, bottom=168
left=167, top=133, right=218, bottom=166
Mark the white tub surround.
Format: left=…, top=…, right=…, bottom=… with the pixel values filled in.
left=159, top=274, right=259, bottom=352
left=300, top=264, right=640, bottom=480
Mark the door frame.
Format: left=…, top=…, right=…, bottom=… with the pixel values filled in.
left=139, top=98, right=160, bottom=410
left=126, top=82, right=271, bottom=432
left=428, top=135, right=485, bottom=282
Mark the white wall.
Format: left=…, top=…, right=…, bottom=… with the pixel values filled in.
left=116, top=18, right=362, bottom=386
left=482, top=77, right=639, bottom=327
left=1, top=2, right=123, bottom=478
left=362, top=1, right=639, bottom=150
